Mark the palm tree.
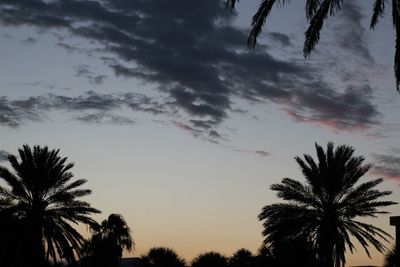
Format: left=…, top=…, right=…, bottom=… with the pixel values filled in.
left=83, top=213, right=133, bottom=267
left=0, top=145, right=100, bottom=266
left=384, top=245, right=400, bottom=267
left=191, top=252, right=228, bottom=267
left=141, top=247, right=186, bottom=267
left=226, top=0, right=400, bottom=90
left=258, top=142, right=396, bottom=267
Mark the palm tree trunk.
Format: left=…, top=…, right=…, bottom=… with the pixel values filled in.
left=31, top=221, right=45, bottom=266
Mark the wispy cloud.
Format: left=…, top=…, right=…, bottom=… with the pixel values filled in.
left=371, top=148, right=400, bottom=181
left=74, top=64, right=107, bottom=85
left=0, top=150, right=9, bottom=162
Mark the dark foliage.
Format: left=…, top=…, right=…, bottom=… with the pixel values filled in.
left=141, top=247, right=186, bottom=267
left=259, top=142, right=396, bottom=267
left=0, top=145, right=99, bottom=267
left=229, top=249, right=254, bottom=267
left=191, top=252, right=228, bottom=267
left=82, top=214, right=133, bottom=267
left=384, top=245, right=400, bottom=267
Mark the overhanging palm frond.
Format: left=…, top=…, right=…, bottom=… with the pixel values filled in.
left=393, top=0, right=400, bottom=90
left=371, top=0, right=386, bottom=29
left=304, top=0, right=343, bottom=57
left=306, top=0, right=322, bottom=20
left=248, top=0, right=288, bottom=48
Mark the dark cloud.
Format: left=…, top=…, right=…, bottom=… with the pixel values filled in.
left=172, top=120, right=222, bottom=144
left=0, top=91, right=167, bottom=127
left=21, top=37, right=37, bottom=44
left=57, top=42, right=78, bottom=53
left=287, top=84, right=379, bottom=130
left=371, top=149, right=400, bottom=181
left=75, top=112, right=135, bottom=125
left=333, top=2, right=374, bottom=65
left=231, top=147, right=271, bottom=158
left=0, top=150, right=9, bottom=162
left=268, top=32, right=291, bottom=47
left=74, top=65, right=107, bottom=85
left=0, top=96, right=42, bottom=127
left=0, top=0, right=381, bottom=137
left=19, top=81, right=71, bottom=91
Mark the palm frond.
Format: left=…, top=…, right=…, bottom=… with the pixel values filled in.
left=371, top=0, right=386, bottom=29
left=393, top=0, right=400, bottom=90
left=304, top=0, right=343, bottom=57
left=248, top=0, right=283, bottom=48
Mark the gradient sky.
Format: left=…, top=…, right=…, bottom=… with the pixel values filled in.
left=1, top=0, right=400, bottom=266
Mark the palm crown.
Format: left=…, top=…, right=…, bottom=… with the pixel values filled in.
left=259, top=142, right=397, bottom=267
left=0, top=145, right=100, bottom=266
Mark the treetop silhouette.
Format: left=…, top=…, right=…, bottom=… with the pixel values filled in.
left=0, top=145, right=100, bottom=266
left=259, top=142, right=397, bottom=267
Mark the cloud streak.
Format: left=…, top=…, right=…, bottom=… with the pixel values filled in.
left=371, top=149, right=400, bottom=181
left=0, top=150, right=9, bottom=162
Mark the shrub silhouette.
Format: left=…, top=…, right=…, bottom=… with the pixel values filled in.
left=191, top=252, right=228, bottom=267
left=141, top=247, right=186, bottom=267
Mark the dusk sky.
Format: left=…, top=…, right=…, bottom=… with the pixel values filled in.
left=1, top=0, right=400, bottom=266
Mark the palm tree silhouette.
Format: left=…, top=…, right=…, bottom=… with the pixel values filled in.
left=384, top=245, right=400, bottom=267
left=141, top=247, right=186, bottom=267
left=0, top=145, right=100, bottom=266
left=258, top=142, right=397, bottom=267
left=191, top=252, right=228, bottom=267
left=226, top=0, right=400, bottom=90
left=83, top=214, right=133, bottom=267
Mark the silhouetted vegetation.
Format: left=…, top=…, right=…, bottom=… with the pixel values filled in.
left=0, top=145, right=100, bottom=267
left=258, top=142, right=397, bottom=267
left=226, top=0, right=400, bottom=90
left=252, top=246, right=275, bottom=267
left=384, top=245, right=400, bottom=267
left=191, top=252, right=228, bottom=267
left=82, top=213, right=133, bottom=267
left=0, top=143, right=398, bottom=266
left=229, top=249, right=253, bottom=267
left=141, top=247, right=186, bottom=267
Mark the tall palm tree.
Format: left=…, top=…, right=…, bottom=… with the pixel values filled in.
left=83, top=213, right=133, bottom=267
left=226, top=0, right=400, bottom=90
left=0, top=145, right=100, bottom=266
left=258, top=142, right=396, bottom=267
left=141, top=247, right=186, bottom=267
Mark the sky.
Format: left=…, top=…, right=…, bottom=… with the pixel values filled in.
left=0, top=0, right=400, bottom=266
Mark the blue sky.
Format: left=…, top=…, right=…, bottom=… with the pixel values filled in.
left=1, top=0, right=400, bottom=266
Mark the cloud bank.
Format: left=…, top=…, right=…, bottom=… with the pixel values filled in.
left=0, top=0, right=381, bottom=138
